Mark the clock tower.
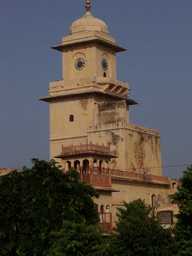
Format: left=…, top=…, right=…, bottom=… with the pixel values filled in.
left=39, top=1, right=178, bottom=229
left=39, top=1, right=140, bottom=172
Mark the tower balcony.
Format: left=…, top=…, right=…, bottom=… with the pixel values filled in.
left=55, top=142, right=118, bottom=189
left=39, top=76, right=137, bottom=102
left=80, top=166, right=111, bottom=188
left=98, top=212, right=112, bottom=231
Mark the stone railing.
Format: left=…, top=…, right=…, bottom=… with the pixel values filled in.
left=61, top=142, right=110, bottom=155
left=81, top=167, right=111, bottom=188
left=111, top=169, right=170, bottom=185
left=87, top=122, right=126, bottom=133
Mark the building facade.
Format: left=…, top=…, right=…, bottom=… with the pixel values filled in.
left=0, top=168, right=21, bottom=176
left=39, top=1, right=178, bottom=229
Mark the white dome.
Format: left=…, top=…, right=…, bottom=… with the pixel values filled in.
left=70, top=11, right=109, bottom=35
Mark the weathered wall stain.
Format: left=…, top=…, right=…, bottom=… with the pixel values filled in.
left=98, top=101, right=126, bottom=124
left=134, top=134, right=146, bottom=172
left=80, top=99, right=88, bottom=111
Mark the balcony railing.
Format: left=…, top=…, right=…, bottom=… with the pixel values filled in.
left=111, top=169, right=170, bottom=184
left=61, top=142, right=110, bottom=156
left=98, top=212, right=112, bottom=231
left=80, top=167, right=111, bottom=188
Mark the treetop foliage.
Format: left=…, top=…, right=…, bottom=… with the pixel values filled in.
left=169, top=166, right=192, bottom=255
left=109, top=199, right=174, bottom=256
left=0, top=158, right=100, bottom=255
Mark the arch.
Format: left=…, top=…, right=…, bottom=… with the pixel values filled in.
left=74, top=160, right=80, bottom=171
left=93, top=159, right=97, bottom=167
left=69, top=114, right=74, bottom=122
left=83, top=159, right=89, bottom=173
left=71, top=52, right=88, bottom=79
left=66, top=161, right=71, bottom=171
left=151, top=194, right=156, bottom=207
left=100, top=204, right=104, bottom=213
left=99, top=160, right=103, bottom=172
left=101, top=53, right=110, bottom=77
left=100, top=204, right=104, bottom=222
left=106, top=205, right=110, bottom=213
left=104, top=160, right=108, bottom=168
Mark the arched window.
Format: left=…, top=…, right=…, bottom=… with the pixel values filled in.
left=66, top=161, right=71, bottom=171
left=74, top=160, right=80, bottom=171
left=106, top=205, right=110, bottom=213
left=151, top=194, right=156, bottom=207
left=103, top=72, right=106, bottom=77
left=99, top=160, right=102, bottom=172
left=83, top=159, right=89, bottom=173
left=69, top=114, right=74, bottom=122
left=100, top=204, right=104, bottom=222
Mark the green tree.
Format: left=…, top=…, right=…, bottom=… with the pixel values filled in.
left=44, top=220, right=106, bottom=256
left=169, top=166, right=192, bottom=255
left=0, top=158, right=102, bottom=255
left=108, top=199, right=174, bottom=256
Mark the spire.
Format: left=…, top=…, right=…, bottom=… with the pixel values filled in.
left=85, top=0, right=91, bottom=12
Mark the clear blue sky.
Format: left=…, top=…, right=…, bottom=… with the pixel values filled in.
left=1, top=0, right=192, bottom=179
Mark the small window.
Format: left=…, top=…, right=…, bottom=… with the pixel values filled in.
left=69, top=114, right=74, bottom=122
left=103, top=72, right=106, bottom=77
left=158, top=211, right=173, bottom=224
left=100, top=204, right=104, bottom=213
left=172, top=182, right=176, bottom=189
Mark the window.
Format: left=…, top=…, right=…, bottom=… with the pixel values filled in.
left=106, top=205, right=110, bottom=213
left=69, top=114, right=74, bottom=122
left=151, top=194, right=156, bottom=207
left=83, top=159, right=89, bottom=173
left=103, top=72, right=106, bottom=77
left=157, top=211, right=173, bottom=224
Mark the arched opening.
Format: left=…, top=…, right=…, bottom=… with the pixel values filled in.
left=93, top=159, right=97, bottom=173
left=100, top=204, right=104, bottom=222
left=151, top=194, right=156, bottom=207
left=83, top=159, right=89, bottom=173
left=103, top=72, right=106, bottom=77
left=99, top=160, right=103, bottom=172
left=66, top=161, right=71, bottom=171
left=74, top=160, right=80, bottom=171
left=93, top=159, right=97, bottom=167
left=106, top=205, right=110, bottom=213
left=69, top=114, right=74, bottom=122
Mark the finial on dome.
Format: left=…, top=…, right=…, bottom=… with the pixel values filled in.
left=85, top=0, right=91, bottom=12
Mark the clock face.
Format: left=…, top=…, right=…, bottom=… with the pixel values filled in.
left=75, top=58, right=85, bottom=70
left=101, top=59, right=108, bottom=71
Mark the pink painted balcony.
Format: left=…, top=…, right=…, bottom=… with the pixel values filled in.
left=80, top=167, right=111, bottom=188
left=98, top=212, right=112, bottom=231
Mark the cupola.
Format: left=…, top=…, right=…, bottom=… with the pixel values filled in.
left=69, top=11, right=109, bottom=35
